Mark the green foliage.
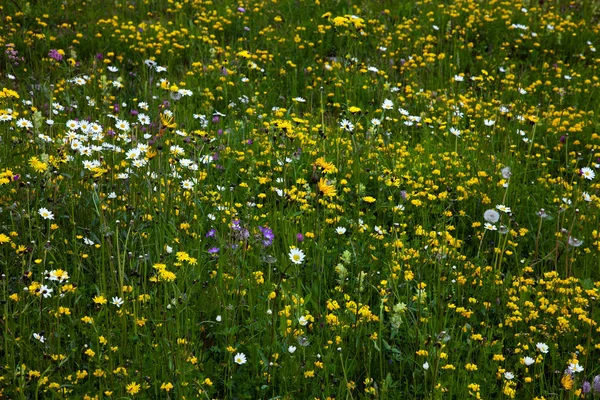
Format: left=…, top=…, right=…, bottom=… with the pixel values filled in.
left=1, top=0, right=600, bottom=398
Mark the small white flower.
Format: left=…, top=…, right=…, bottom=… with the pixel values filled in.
left=569, top=363, right=584, bottom=372
left=381, top=99, right=394, bottom=110
left=234, top=352, right=247, bottom=365
left=523, top=356, right=535, bottom=366
left=181, top=179, right=194, bottom=190
left=568, top=363, right=584, bottom=373
left=288, top=345, right=297, bottom=354
left=339, top=119, right=354, bottom=132
left=298, top=316, right=309, bottom=326
left=582, top=192, right=591, bottom=202
left=289, top=248, right=305, bottom=264
left=39, top=285, right=53, bottom=298
left=423, top=361, right=430, bottom=370
left=112, top=296, right=124, bottom=307
left=293, top=97, right=306, bottom=103
left=335, top=227, right=346, bottom=235
left=496, top=204, right=511, bottom=213
left=484, top=119, right=496, bottom=126
left=216, top=315, right=222, bottom=322
left=453, top=75, right=464, bottom=82
left=536, top=342, right=549, bottom=354
left=450, top=127, right=461, bottom=137
left=504, top=372, right=514, bottom=380
left=33, top=333, right=45, bottom=343
left=581, top=167, right=595, bottom=180
left=38, top=207, right=54, bottom=220
left=16, top=118, right=33, bottom=129
left=484, top=223, right=497, bottom=231
left=115, top=119, right=130, bottom=132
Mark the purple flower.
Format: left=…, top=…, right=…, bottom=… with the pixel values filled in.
left=206, top=229, right=216, bottom=238
left=48, top=49, right=63, bottom=61
left=593, top=375, right=600, bottom=393
left=237, top=7, right=246, bottom=12
left=582, top=381, right=591, bottom=394
left=208, top=247, right=220, bottom=254
left=296, top=233, right=304, bottom=243
left=259, top=226, right=274, bottom=247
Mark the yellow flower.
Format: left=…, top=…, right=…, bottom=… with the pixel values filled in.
left=126, top=381, right=141, bottom=395
left=362, top=196, right=376, bottom=203
left=29, top=156, right=48, bottom=173
left=465, top=363, right=478, bottom=371
left=561, top=373, right=574, bottom=390
left=160, top=113, right=177, bottom=129
left=318, top=178, right=337, bottom=198
left=93, top=295, right=107, bottom=305
left=160, top=382, right=174, bottom=392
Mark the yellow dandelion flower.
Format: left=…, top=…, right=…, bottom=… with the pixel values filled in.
left=318, top=178, right=337, bottom=198
left=126, top=381, right=141, bottom=395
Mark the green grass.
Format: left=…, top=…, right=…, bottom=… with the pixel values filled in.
left=1, top=0, right=600, bottom=398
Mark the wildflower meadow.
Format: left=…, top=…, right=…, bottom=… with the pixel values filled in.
left=2, top=0, right=600, bottom=398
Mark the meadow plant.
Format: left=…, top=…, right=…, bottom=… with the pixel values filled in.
left=1, top=0, right=600, bottom=398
